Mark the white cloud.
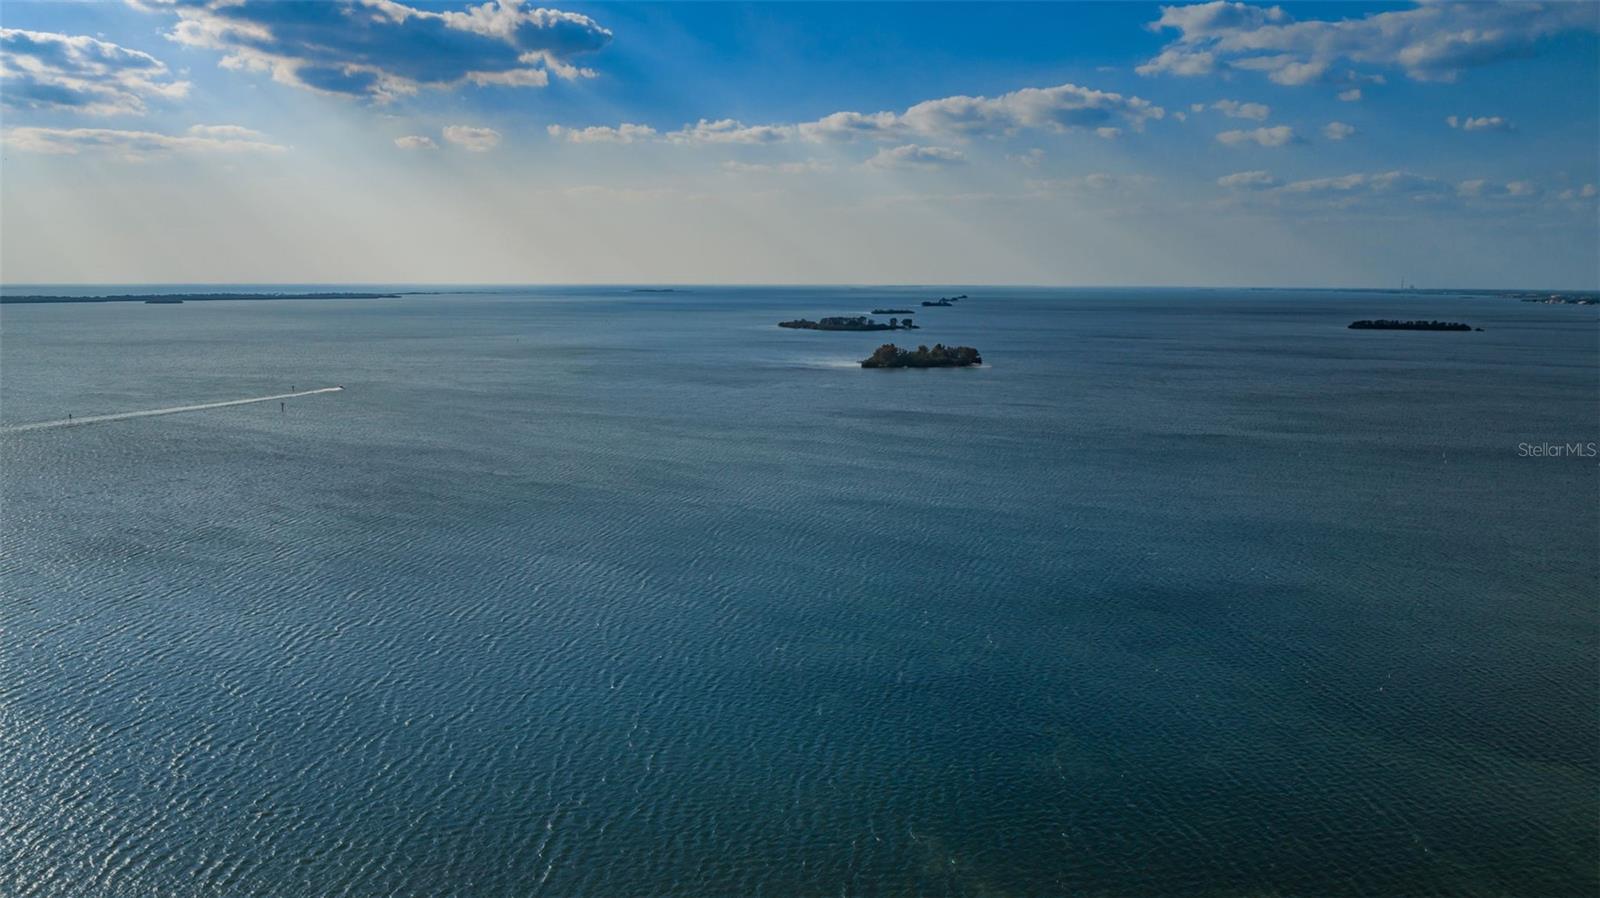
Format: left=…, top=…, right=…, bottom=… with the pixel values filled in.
left=1096, top=127, right=1123, bottom=140
left=548, top=123, right=657, bottom=143
left=1, top=124, right=286, bottom=158
left=666, top=119, right=795, bottom=144
left=1137, top=47, right=1218, bottom=77
left=1211, top=99, right=1270, bottom=120
left=894, top=83, right=1165, bottom=136
left=395, top=135, right=438, bottom=150
left=1457, top=178, right=1539, bottom=198
left=720, top=159, right=833, bottom=174
left=1338, top=88, right=1362, bottom=102
left=1446, top=115, right=1512, bottom=132
left=141, top=0, right=611, bottom=101
left=0, top=28, right=189, bottom=116
left=795, top=110, right=902, bottom=141
left=567, top=80, right=1165, bottom=148
left=1282, top=170, right=1449, bottom=197
left=1220, top=167, right=1557, bottom=210
left=1216, top=125, right=1296, bottom=147
left=1322, top=121, right=1357, bottom=141
left=1557, top=184, right=1598, bottom=201
left=863, top=144, right=966, bottom=170
left=442, top=125, right=501, bottom=152
left=1140, top=1, right=1598, bottom=85
left=1217, top=169, right=1281, bottom=190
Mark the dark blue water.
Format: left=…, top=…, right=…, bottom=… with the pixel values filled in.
left=2, top=288, right=1596, bottom=897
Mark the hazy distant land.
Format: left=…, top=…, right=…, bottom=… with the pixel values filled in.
left=0, top=292, right=404, bottom=304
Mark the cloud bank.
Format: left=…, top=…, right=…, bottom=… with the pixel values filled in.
left=1139, top=1, right=1598, bottom=85
left=139, top=0, right=611, bottom=101
left=2, top=124, right=285, bottom=157
left=0, top=28, right=189, bottom=115
left=553, top=81, right=1165, bottom=148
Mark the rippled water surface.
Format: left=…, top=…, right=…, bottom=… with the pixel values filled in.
left=2, top=288, right=1596, bottom=897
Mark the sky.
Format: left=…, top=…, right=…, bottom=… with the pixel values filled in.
left=1, top=0, right=1597, bottom=288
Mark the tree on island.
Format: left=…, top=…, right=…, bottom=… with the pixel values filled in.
left=861, top=343, right=982, bottom=368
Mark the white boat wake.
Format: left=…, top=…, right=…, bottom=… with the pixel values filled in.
left=1, top=387, right=344, bottom=434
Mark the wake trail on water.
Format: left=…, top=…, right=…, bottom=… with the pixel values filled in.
left=1, top=387, right=344, bottom=434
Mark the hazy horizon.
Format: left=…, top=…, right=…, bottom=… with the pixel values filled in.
left=5, top=282, right=1599, bottom=293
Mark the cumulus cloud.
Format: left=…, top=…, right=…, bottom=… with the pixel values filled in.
left=1137, top=47, right=1218, bottom=77
left=1338, top=88, right=1363, bottom=102
left=562, top=80, right=1165, bottom=148
left=0, top=28, right=189, bottom=115
left=890, top=83, right=1165, bottom=136
left=1139, top=1, right=1598, bottom=85
left=1, top=124, right=285, bottom=158
left=442, top=125, right=501, bottom=151
left=666, top=119, right=794, bottom=144
left=547, top=123, right=656, bottom=143
left=137, top=0, right=611, bottom=101
left=394, top=134, right=437, bottom=149
left=863, top=144, right=966, bottom=170
left=1322, top=121, right=1356, bottom=141
left=1557, top=184, right=1597, bottom=201
left=1210, top=99, right=1270, bottom=120
left=1217, top=169, right=1281, bottom=190
left=1446, top=115, right=1512, bottom=132
left=1216, top=125, right=1296, bottom=147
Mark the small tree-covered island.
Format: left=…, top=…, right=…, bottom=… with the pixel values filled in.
left=779, top=315, right=917, bottom=331
left=871, top=308, right=915, bottom=315
left=861, top=343, right=983, bottom=368
left=1348, top=319, right=1477, bottom=331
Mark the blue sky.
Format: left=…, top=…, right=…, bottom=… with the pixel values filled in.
left=2, top=0, right=1596, bottom=287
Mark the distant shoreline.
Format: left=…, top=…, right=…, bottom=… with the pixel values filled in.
left=0, top=292, right=405, bottom=304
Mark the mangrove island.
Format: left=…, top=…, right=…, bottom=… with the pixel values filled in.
left=780, top=316, right=917, bottom=331
left=872, top=308, right=915, bottom=315
left=1348, top=319, right=1476, bottom=331
left=861, top=343, right=982, bottom=368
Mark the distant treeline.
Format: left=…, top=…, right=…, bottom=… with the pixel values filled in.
left=1, top=292, right=402, bottom=304
left=1348, top=319, right=1475, bottom=331
left=779, top=315, right=916, bottom=331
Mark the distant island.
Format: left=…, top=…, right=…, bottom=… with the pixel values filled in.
left=629, top=288, right=678, bottom=293
left=920, top=295, right=965, bottom=307
left=780, top=315, right=917, bottom=331
left=861, top=343, right=982, bottom=368
left=1, top=291, right=401, bottom=304
left=871, top=308, right=915, bottom=315
left=144, top=297, right=184, bottom=304
left=1349, top=319, right=1476, bottom=331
